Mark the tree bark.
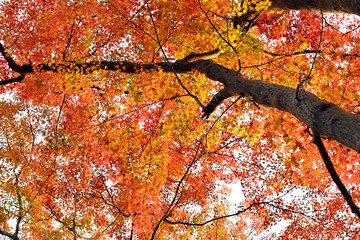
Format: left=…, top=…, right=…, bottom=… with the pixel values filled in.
left=193, top=60, right=360, bottom=152
left=270, top=0, right=360, bottom=15
left=1, top=44, right=359, bottom=152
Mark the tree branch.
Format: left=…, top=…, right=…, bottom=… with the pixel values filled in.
left=1, top=44, right=360, bottom=153
left=312, top=133, right=360, bottom=218
left=270, top=0, right=360, bottom=15
left=0, top=229, right=19, bottom=240
left=164, top=202, right=262, bottom=226
left=96, top=170, right=131, bottom=217
left=0, top=43, right=33, bottom=74
left=296, top=11, right=325, bottom=100
left=202, top=88, right=240, bottom=119
left=150, top=142, right=205, bottom=240
left=14, top=215, right=22, bottom=238
left=0, top=215, right=21, bottom=240
left=0, top=74, right=25, bottom=85
left=193, top=60, right=360, bottom=152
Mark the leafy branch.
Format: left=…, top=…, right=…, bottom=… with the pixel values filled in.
left=296, top=11, right=325, bottom=100
left=312, top=132, right=360, bottom=219
left=146, top=2, right=205, bottom=109
left=150, top=141, right=205, bottom=240
left=163, top=187, right=323, bottom=227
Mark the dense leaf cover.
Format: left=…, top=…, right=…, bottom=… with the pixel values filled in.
left=0, top=0, right=359, bottom=239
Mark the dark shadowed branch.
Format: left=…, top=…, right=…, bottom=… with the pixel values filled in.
left=0, top=215, right=21, bottom=240
left=312, top=133, right=360, bottom=219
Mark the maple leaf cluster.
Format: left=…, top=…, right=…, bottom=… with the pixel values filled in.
left=0, top=0, right=359, bottom=239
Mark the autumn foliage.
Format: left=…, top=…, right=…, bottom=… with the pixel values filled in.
left=0, top=0, right=360, bottom=239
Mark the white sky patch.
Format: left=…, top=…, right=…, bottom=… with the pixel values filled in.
left=227, top=181, right=245, bottom=206
left=257, top=220, right=290, bottom=239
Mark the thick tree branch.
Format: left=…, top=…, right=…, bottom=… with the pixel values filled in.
left=0, top=229, right=19, bottom=240
left=202, top=88, right=240, bottom=119
left=1, top=46, right=359, bottom=152
left=0, top=74, right=25, bottom=86
left=0, top=43, right=31, bottom=85
left=0, top=44, right=33, bottom=74
left=36, top=60, right=194, bottom=74
left=193, top=60, right=360, bottom=152
left=312, top=133, right=360, bottom=218
left=0, top=42, right=196, bottom=80
left=270, top=0, right=360, bottom=15
left=0, top=215, right=21, bottom=240
left=14, top=216, right=21, bottom=238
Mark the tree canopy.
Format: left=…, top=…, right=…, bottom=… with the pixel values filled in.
left=0, top=0, right=360, bottom=239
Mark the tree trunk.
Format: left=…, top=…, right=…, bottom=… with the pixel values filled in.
left=270, top=0, right=360, bottom=15
left=193, top=60, right=360, bottom=152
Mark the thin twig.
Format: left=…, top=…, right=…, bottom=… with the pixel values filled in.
left=55, top=94, right=67, bottom=133
left=296, top=12, right=325, bottom=100
left=165, top=202, right=263, bottom=226
left=95, top=169, right=131, bottom=217
left=197, top=0, right=237, bottom=54
left=81, top=94, right=188, bottom=133
left=145, top=2, right=205, bottom=109
left=150, top=142, right=204, bottom=240
left=197, top=0, right=241, bottom=71
left=107, top=0, right=156, bottom=42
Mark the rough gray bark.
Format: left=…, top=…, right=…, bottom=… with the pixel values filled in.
left=193, top=60, right=360, bottom=152
left=270, top=0, right=360, bottom=15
